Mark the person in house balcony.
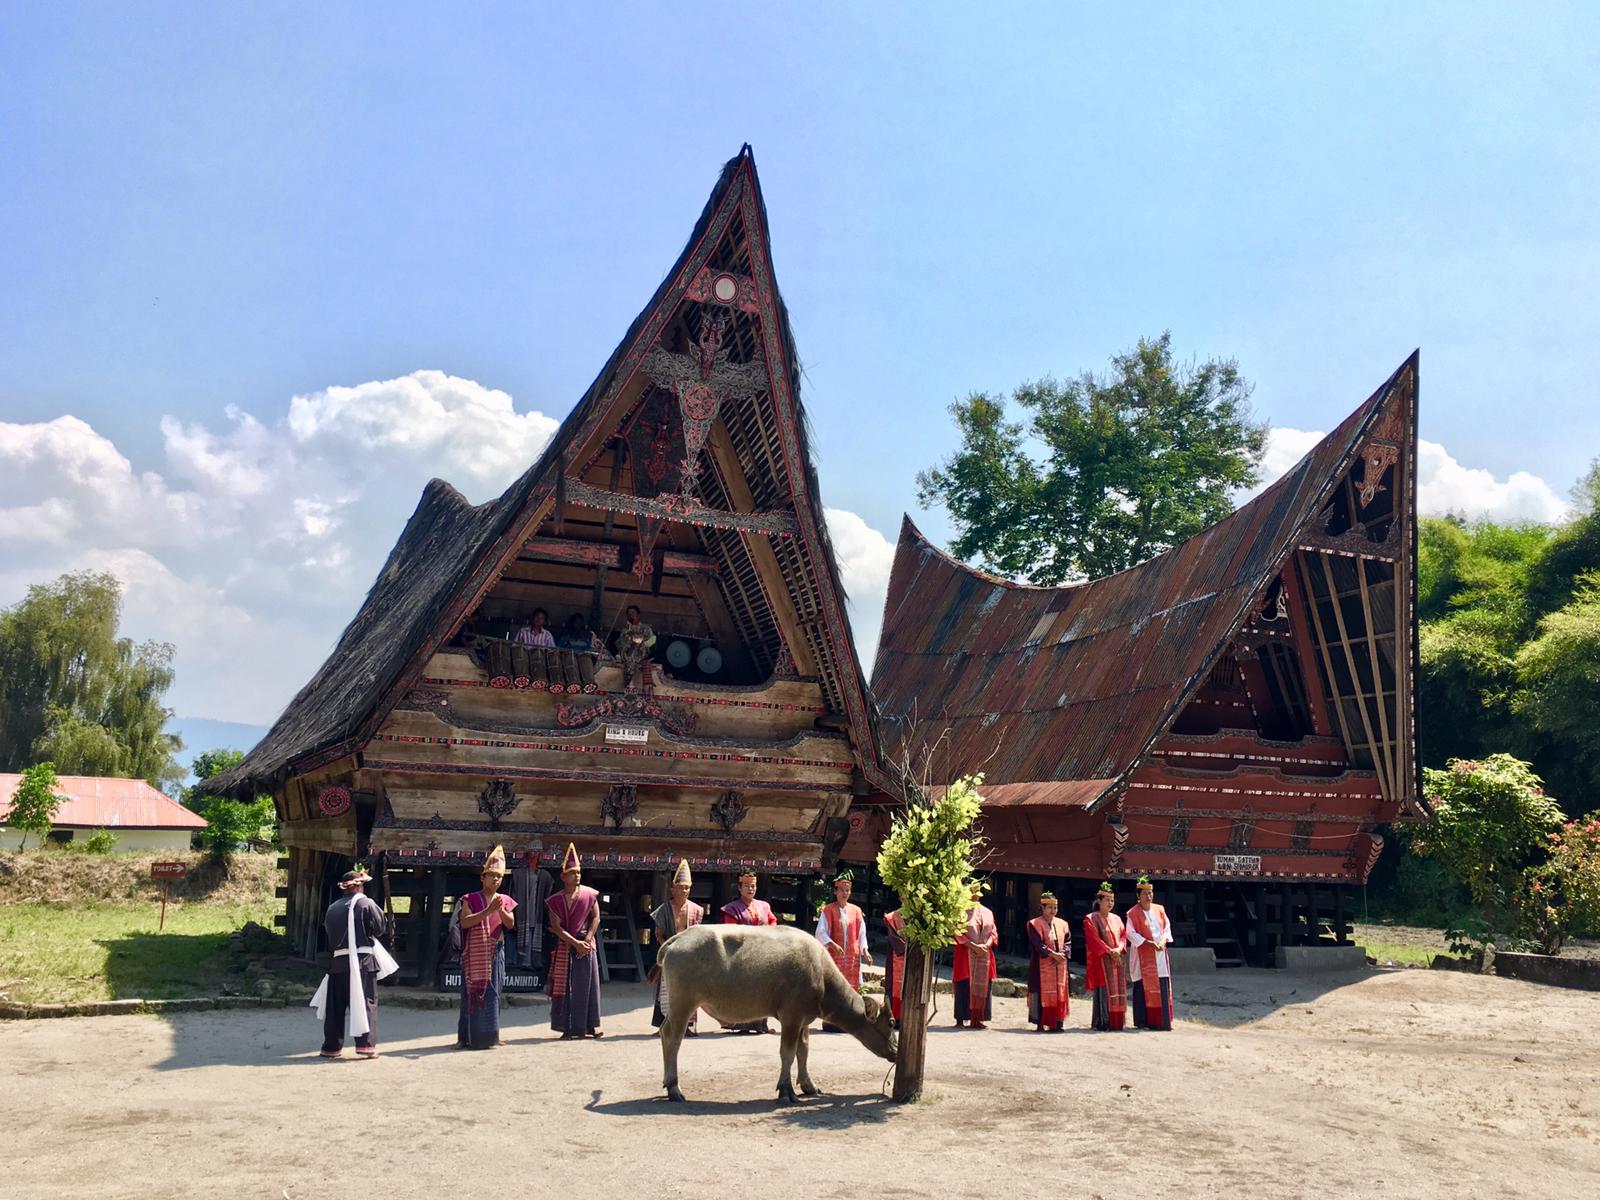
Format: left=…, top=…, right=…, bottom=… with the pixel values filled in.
left=315, top=866, right=395, bottom=1059
left=545, top=843, right=604, bottom=1039
left=721, top=869, right=778, bottom=1033
left=1084, top=882, right=1129, bottom=1032
left=457, top=845, right=517, bottom=1050
left=1126, top=876, right=1175, bottom=1030
left=814, top=870, right=870, bottom=1030
left=513, top=608, right=556, bottom=649
left=560, top=612, right=602, bottom=654
left=882, top=901, right=908, bottom=1028
left=650, top=859, right=704, bottom=1036
left=952, top=880, right=998, bottom=1029
left=1026, top=891, right=1071, bottom=1032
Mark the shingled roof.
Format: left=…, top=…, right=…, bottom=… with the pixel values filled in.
left=212, top=148, right=885, bottom=796
left=872, top=352, right=1419, bottom=810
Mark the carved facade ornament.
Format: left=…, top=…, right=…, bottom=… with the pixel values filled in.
left=1357, top=443, right=1400, bottom=509
left=1292, top=806, right=1316, bottom=853
left=1106, top=820, right=1130, bottom=870
left=641, top=322, right=767, bottom=501
left=684, top=265, right=762, bottom=314
left=555, top=690, right=697, bottom=737
left=1229, top=808, right=1256, bottom=852
left=1167, top=800, right=1191, bottom=848
left=770, top=640, right=799, bottom=679
left=477, top=779, right=520, bottom=829
left=317, top=786, right=352, bottom=817
left=710, top=790, right=748, bottom=832
left=601, top=784, right=640, bottom=828
left=397, top=687, right=451, bottom=713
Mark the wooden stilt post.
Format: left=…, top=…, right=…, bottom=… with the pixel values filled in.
left=892, top=944, right=931, bottom=1103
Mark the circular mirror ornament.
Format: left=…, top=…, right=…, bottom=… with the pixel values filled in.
left=713, top=273, right=738, bottom=303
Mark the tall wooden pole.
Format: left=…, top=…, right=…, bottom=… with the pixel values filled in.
left=892, top=945, right=931, bottom=1102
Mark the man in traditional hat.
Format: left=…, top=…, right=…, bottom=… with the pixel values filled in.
left=720, top=869, right=778, bottom=1033
left=1084, top=882, right=1128, bottom=1031
left=545, top=843, right=604, bottom=1039
left=1126, top=876, right=1175, bottom=1030
left=814, top=870, right=870, bottom=1031
left=1026, top=892, right=1071, bottom=1032
left=317, top=866, right=392, bottom=1059
left=457, top=845, right=517, bottom=1050
left=952, top=880, right=998, bottom=1029
left=882, top=900, right=908, bottom=1028
left=651, top=859, right=704, bottom=1035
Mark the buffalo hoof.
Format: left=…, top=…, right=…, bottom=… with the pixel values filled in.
left=777, top=1085, right=798, bottom=1105
left=666, top=1088, right=686, bottom=1103
left=801, top=1082, right=821, bottom=1097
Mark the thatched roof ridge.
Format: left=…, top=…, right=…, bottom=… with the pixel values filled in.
left=211, top=149, right=886, bottom=795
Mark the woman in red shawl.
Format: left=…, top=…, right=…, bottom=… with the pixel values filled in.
left=1083, top=881, right=1128, bottom=1031
left=952, top=881, right=997, bottom=1029
left=1026, top=892, right=1070, bottom=1032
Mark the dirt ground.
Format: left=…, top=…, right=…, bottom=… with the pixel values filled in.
left=4, top=967, right=1597, bottom=1200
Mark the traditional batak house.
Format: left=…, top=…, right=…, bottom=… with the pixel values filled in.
left=212, top=148, right=890, bottom=984
left=862, top=355, right=1423, bottom=967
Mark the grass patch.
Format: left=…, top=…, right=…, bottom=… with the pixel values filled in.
left=1356, top=940, right=1438, bottom=968
left=0, top=899, right=308, bottom=1005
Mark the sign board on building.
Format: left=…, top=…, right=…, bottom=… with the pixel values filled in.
left=604, top=724, right=650, bottom=744
left=1213, top=854, right=1262, bottom=873
left=440, top=967, right=542, bottom=992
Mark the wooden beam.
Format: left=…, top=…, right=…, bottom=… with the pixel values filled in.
left=1281, top=563, right=1335, bottom=737
left=1318, top=553, right=1386, bottom=794
left=563, top=477, right=798, bottom=537
left=521, top=536, right=722, bottom=576
left=705, top=420, right=819, bottom=676
left=1295, top=553, right=1360, bottom=761
left=1355, top=559, right=1398, bottom=801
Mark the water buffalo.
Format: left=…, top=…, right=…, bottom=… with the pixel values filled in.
left=654, top=923, right=897, bottom=1102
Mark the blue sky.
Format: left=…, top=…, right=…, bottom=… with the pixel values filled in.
left=3, top=4, right=1597, bottom=726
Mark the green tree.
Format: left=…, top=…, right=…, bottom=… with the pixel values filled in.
left=876, top=772, right=986, bottom=1102
left=0, top=571, right=183, bottom=787
left=1515, top=571, right=1600, bottom=777
left=916, top=333, right=1267, bottom=583
left=1416, top=755, right=1564, bottom=925
left=183, top=748, right=275, bottom=860
left=5, top=762, right=63, bottom=850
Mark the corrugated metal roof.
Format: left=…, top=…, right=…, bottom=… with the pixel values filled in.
left=872, top=354, right=1417, bottom=809
left=0, top=775, right=208, bottom=830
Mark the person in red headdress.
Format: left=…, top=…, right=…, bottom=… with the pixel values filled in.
left=545, top=843, right=603, bottom=1039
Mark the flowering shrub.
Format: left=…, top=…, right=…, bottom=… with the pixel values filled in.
left=1416, top=754, right=1564, bottom=922
left=875, top=773, right=986, bottom=951
left=1518, top=817, right=1600, bottom=954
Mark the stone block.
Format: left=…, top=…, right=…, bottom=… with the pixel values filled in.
left=1275, top=945, right=1370, bottom=972
left=1494, top=952, right=1600, bottom=991
left=1168, top=947, right=1216, bottom=974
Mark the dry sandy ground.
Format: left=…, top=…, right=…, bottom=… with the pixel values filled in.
left=4, top=968, right=1597, bottom=1200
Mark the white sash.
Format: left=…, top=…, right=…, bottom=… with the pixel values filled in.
left=310, top=898, right=400, bottom=1038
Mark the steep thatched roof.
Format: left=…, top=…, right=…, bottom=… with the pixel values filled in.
left=212, top=148, right=886, bottom=795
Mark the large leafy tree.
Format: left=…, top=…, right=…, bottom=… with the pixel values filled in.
left=183, top=748, right=276, bottom=860
left=916, top=333, right=1268, bottom=583
left=0, top=571, right=183, bottom=788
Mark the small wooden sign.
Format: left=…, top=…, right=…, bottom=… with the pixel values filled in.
left=604, top=724, right=649, bottom=744
left=1213, top=854, right=1262, bottom=873
left=150, top=861, right=189, bottom=880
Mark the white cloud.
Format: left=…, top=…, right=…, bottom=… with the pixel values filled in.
left=0, top=372, right=558, bottom=723
left=825, top=506, right=896, bottom=664
left=1255, top=427, right=1571, bottom=524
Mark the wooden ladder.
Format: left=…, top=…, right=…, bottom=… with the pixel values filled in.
left=597, top=904, right=645, bottom=983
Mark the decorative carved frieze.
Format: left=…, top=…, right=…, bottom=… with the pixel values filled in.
left=563, top=477, right=798, bottom=538
left=1357, top=443, right=1400, bottom=508
left=555, top=691, right=697, bottom=737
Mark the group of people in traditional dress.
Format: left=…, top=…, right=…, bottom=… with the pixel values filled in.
left=873, top=874, right=1177, bottom=1035
left=314, top=851, right=1178, bottom=1057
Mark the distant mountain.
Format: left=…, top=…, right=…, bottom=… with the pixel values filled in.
left=166, top=716, right=270, bottom=784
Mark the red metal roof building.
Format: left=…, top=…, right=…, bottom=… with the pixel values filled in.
left=862, top=354, right=1422, bottom=966
left=0, top=774, right=206, bottom=851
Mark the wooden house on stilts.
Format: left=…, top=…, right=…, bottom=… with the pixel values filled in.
left=859, top=355, right=1426, bottom=967
left=212, top=149, right=891, bottom=986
